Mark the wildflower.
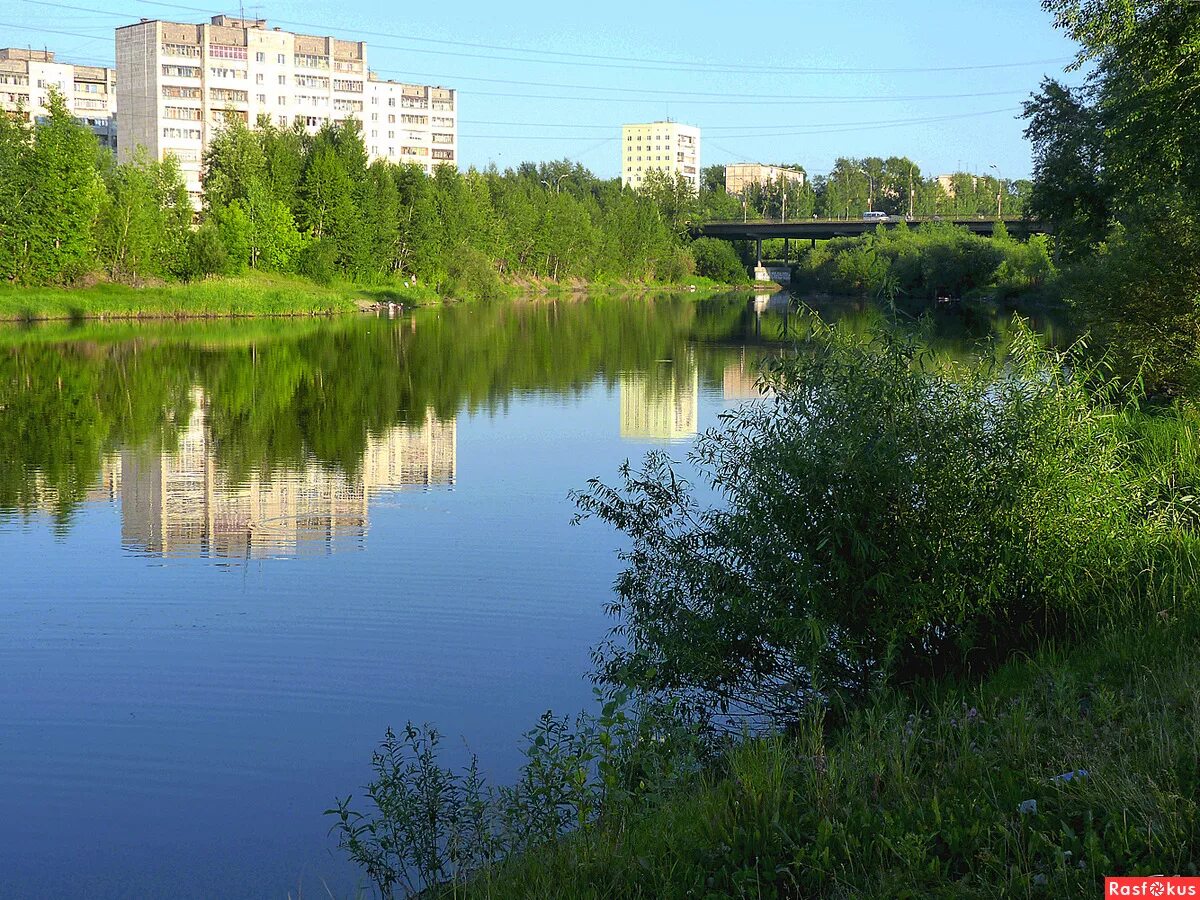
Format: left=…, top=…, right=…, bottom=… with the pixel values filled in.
left=1050, top=769, right=1089, bottom=783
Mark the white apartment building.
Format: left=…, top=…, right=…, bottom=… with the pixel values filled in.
left=725, top=163, right=805, bottom=196
left=0, top=48, right=117, bottom=150
left=115, top=15, right=457, bottom=204
left=621, top=120, right=701, bottom=193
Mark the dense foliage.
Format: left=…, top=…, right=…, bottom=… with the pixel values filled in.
left=575, top=317, right=1198, bottom=727
left=0, top=100, right=711, bottom=296
left=1024, top=0, right=1200, bottom=396
left=792, top=222, right=1055, bottom=300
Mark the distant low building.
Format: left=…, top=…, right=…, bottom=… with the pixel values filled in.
left=936, top=173, right=978, bottom=199
left=621, top=120, right=701, bottom=193
left=0, top=48, right=117, bottom=150
left=725, top=163, right=805, bottom=196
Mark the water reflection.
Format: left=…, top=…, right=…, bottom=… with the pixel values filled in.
left=715, top=352, right=763, bottom=400
left=116, top=388, right=456, bottom=558
left=0, top=294, right=1076, bottom=900
left=619, top=353, right=699, bottom=442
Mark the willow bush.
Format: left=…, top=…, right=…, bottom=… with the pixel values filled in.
left=575, top=315, right=1200, bottom=727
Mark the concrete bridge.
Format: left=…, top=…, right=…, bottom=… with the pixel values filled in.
left=693, top=216, right=1051, bottom=280
left=694, top=216, right=1049, bottom=242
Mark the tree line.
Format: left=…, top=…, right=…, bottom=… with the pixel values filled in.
left=1023, top=0, right=1200, bottom=398
left=700, top=158, right=1033, bottom=222
left=1, top=88, right=1048, bottom=297
left=0, top=92, right=711, bottom=295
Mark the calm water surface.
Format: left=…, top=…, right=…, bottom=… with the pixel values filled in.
left=0, top=294, right=1054, bottom=898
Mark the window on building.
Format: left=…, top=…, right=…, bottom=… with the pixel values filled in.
left=255, top=51, right=266, bottom=62
left=277, top=53, right=286, bottom=64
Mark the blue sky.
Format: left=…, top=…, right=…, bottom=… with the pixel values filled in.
left=1, top=0, right=1086, bottom=179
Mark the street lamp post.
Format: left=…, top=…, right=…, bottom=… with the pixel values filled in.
left=908, top=164, right=915, bottom=219
left=860, top=165, right=876, bottom=213
left=988, top=163, right=1003, bottom=218
left=541, top=174, right=569, bottom=195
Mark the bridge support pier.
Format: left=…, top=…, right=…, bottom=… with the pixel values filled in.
left=755, top=238, right=762, bottom=267
left=784, top=238, right=789, bottom=265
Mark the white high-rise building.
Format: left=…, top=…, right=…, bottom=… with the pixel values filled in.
left=0, top=48, right=117, bottom=150
left=620, top=120, right=701, bottom=193
left=115, top=15, right=457, bottom=205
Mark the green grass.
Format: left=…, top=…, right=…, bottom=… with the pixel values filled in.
left=0, top=273, right=402, bottom=321
left=435, top=619, right=1200, bottom=899
left=0, top=273, right=738, bottom=321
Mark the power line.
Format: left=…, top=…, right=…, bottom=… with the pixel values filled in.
left=16, top=0, right=1072, bottom=76
left=8, top=3, right=1045, bottom=105
left=460, top=107, right=1022, bottom=141
left=0, top=18, right=1045, bottom=107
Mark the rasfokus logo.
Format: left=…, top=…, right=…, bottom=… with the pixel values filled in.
left=1106, top=878, right=1200, bottom=897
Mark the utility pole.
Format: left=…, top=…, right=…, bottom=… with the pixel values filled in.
left=989, top=163, right=1003, bottom=218
left=860, top=165, right=875, bottom=212
left=908, top=165, right=915, bottom=219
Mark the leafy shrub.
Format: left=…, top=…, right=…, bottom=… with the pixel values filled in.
left=184, top=220, right=228, bottom=280
left=1062, top=198, right=1200, bottom=399
left=690, top=237, right=748, bottom=284
left=444, top=247, right=506, bottom=301
left=297, top=238, right=337, bottom=286
left=793, top=224, right=1046, bottom=300
left=574, top=315, right=1196, bottom=727
left=328, top=691, right=704, bottom=899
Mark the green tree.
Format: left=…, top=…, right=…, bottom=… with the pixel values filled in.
left=19, top=89, right=105, bottom=284
left=202, top=118, right=266, bottom=211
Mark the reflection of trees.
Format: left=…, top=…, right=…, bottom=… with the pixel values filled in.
left=0, top=296, right=1069, bottom=530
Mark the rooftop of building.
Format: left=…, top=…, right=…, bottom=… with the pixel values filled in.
left=0, top=48, right=56, bottom=62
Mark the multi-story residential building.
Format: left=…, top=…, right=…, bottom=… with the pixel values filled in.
left=621, top=120, right=700, bottom=193
left=724, top=163, right=805, bottom=196
left=0, top=48, right=117, bottom=150
left=115, top=15, right=457, bottom=205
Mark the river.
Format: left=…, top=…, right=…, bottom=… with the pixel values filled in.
left=0, top=293, right=1062, bottom=898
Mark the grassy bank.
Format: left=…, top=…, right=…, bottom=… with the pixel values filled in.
left=0, top=273, right=377, bottom=321
left=435, top=619, right=1199, bottom=898
left=0, top=274, right=743, bottom=322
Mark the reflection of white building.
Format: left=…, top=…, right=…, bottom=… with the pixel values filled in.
left=619, top=361, right=699, bottom=442
left=117, top=387, right=455, bottom=557
left=723, top=359, right=761, bottom=401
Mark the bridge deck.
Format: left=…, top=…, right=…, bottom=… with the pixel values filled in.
left=696, top=216, right=1048, bottom=241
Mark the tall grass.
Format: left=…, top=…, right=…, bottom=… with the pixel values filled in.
left=436, top=622, right=1200, bottom=898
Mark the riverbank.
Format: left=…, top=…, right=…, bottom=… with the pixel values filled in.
left=433, top=617, right=1200, bottom=898
left=0, top=274, right=742, bottom=322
